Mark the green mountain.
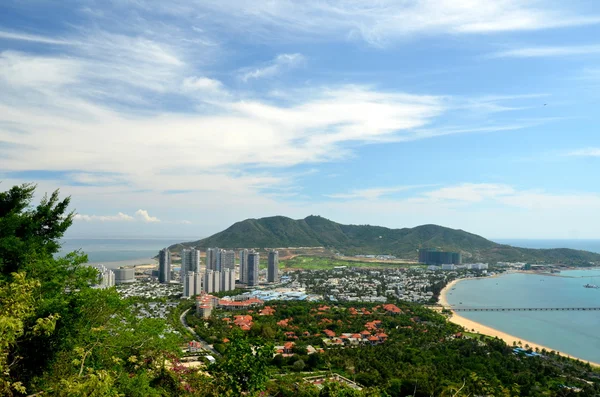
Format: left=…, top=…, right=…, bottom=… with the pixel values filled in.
left=171, top=215, right=600, bottom=265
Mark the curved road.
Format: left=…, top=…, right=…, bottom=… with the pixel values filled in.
left=179, top=308, right=220, bottom=357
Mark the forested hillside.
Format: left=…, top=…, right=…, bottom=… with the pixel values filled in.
left=173, top=215, right=600, bottom=264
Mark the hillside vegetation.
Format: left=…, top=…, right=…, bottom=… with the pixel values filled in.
left=172, top=215, right=600, bottom=265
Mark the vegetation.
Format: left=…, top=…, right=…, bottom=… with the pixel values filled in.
left=3, top=183, right=600, bottom=396
left=193, top=300, right=600, bottom=396
left=172, top=215, right=600, bottom=264
left=281, top=256, right=424, bottom=270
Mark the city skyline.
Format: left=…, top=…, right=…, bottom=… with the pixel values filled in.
left=1, top=1, right=600, bottom=239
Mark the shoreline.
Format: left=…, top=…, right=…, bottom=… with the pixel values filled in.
left=439, top=277, right=600, bottom=368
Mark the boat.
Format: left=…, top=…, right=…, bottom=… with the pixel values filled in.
left=584, top=284, right=600, bottom=289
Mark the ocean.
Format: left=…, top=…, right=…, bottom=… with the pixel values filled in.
left=57, top=238, right=192, bottom=268
left=494, top=239, right=600, bottom=254
left=447, top=270, right=600, bottom=363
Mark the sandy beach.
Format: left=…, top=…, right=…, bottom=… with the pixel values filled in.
left=439, top=278, right=600, bottom=367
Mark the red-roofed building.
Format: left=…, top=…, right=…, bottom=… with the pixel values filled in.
left=323, top=329, right=336, bottom=338
left=283, top=342, right=295, bottom=354
left=260, top=306, right=276, bottom=316
left=383, top=303, right=402, bottom=314
left=233, top=315, right=253, bottom=331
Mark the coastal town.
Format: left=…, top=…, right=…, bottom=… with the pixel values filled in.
left=89, top=245, right=600, bottom=378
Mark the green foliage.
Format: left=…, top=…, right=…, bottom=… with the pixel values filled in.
left=173, top=215, right=600, bottom=264
left=211, top=332, right=274, bottom=395
left=0, top=184, right=199, bottom=396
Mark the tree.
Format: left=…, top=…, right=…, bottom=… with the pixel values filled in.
left=0, top=184, right=186, bottom=395
left=212, top=333, right=274, bottom=395
left=0, top=184, right=74, bottom=276
left=293, top=359, right=306, bottom=372
left=0, top=273, right=59, bottom=395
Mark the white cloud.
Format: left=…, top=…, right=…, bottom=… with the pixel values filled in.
left=566, top=148, right=600, bottom=157
left=182, top=76, right=226, bottom=94
left=240, top=53, right=305, bottom=81
left=74, top=212, right=134, bottom=222
left=74, top=209, right=160, bottom=222
left=135, top=209, right=161, bottom=223
left=489, top=45, right=600, bottom=58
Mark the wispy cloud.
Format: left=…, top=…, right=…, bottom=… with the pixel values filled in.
left=75, top=209, right=160, bottom=222
left=192, top=1, right=600, bottom=46
left=326, top=185, right=433, bottom=200
left=239, top=53, right=305, bottom=82
left=489, top=45, right=600, bottom=58
left=423, top=183, right=515, bottom=203
left=0, top=30, right=73, bottom=45
left=565, top=148, right=600, bottom=157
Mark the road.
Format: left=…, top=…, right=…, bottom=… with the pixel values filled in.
left=179, top=308, right=221, bottom=357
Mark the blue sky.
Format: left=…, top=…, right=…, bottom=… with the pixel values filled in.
left=1, top=0, right=600, bottom=239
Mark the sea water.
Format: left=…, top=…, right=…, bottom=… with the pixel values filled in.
left=494, top=239, right=600, bottom=254
left=447, top=270, right=600, bottom=363
left=57, top=238, right=188, bottom=268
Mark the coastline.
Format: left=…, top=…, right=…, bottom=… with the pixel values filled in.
left=439, top=277, right=600, bottom=368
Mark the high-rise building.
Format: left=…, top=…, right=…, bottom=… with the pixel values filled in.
left=203, top=270, right=214, bottom=294
left=93, top=265, right=115, bottom=288
left=221, top=269, right=231, bottom=292
left=114, top=268, right=135, bottom=284
left=206, top=248, right=218, bottom=271
left=181, top=248, right=201, bottom=280
left=227, top=268, right=235, bottom=290
left=221, top=250, right=235, bottom=270
left=247, top=251, right=260, bottom=286
left=239, top=249, right=249, bottom=284
left=418, top=249, right=461, bottom=266
left=158, top=248, right=171, bottom=283
left=268, top=250, right=279, bottom=283
left=183, top=271, right=203, bottom=298
left=212, top=270, right=221, bottom=293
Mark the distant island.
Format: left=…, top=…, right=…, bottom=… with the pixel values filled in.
left=170, top=215, right=600, bottom=265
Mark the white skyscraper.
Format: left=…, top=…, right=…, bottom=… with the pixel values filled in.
left=247, top=251, right=260, bottom=286
left=212, top=270, right=221, bottom=293
left=239, top=249, right=249, bottom=284
left=203, top=270, right=214, bottom=294
left=183, top=271, right=203, bottom=298
left=93, top=265, right=115, bottom=288
left=268, top=250, right=279, bottom=283
left=221, top=269, right=231, bottom=292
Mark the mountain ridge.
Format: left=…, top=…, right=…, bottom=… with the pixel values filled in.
left=170, top=215, right=600, bottom=264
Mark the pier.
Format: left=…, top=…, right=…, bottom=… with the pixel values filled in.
left=451, top=307, right=600, bottom=312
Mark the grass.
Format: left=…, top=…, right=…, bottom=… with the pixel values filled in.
left=280, top=255, right=425, bottom=270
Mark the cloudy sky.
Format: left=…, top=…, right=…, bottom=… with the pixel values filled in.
left=1, top=0, right=600, bottom=239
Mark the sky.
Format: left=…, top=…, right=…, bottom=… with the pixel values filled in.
left=1, top=0, right=600, bottom=240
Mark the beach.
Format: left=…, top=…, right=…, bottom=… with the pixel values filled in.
left=439, top=278, right=600, bottom=367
